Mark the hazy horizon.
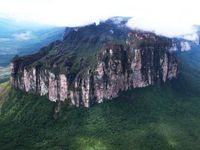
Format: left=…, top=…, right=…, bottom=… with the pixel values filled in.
left=0, top=0, right=200, bottom=39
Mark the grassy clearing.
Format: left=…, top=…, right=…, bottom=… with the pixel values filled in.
left=0, top=82, right=10, bottom=112
left=0, top=48, right=199, bottom=150
left=0, top=66, right=10, bottom=84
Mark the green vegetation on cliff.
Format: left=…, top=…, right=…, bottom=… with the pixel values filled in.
left=0, top=48, right=200, bottom=150
left=12, top=22, right=130, bottom=78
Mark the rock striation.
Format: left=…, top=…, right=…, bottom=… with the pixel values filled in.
left=11, top=19, right=178, bottom=107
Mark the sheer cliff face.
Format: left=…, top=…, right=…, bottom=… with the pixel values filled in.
left=10, top=23, right=178, bottom=107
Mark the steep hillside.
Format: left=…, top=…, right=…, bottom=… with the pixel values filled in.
left=0, top=48, right=200, bottom=150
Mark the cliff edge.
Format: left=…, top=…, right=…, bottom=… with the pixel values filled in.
left=11, top=18, right=178, bottom=107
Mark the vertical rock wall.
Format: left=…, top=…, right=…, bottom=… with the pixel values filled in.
left=11, top=32, right=178, bottom=107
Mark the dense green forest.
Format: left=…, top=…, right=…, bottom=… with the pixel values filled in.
left=0, top=48, right=200, bottom=150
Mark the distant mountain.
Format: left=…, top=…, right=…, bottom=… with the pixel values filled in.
left=0, top=18, right=66, bottom=67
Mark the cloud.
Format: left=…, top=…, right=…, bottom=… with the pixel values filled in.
left=0, top=47, right=17, bottom=55
left=0, top=0, right=200, bottom=38
left=12, top=31, right=35, bottom=41
left=0, top=38, right=10, bottom=42
left=126, top=17, right=198, bottom=38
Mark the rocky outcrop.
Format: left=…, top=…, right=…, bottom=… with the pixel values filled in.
left=10, top=21, right=178, bottom=107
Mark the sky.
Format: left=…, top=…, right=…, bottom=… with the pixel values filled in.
left=0, top=0, right=200, bottom=38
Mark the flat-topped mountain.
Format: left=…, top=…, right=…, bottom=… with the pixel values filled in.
left=11, top=17, right=178, bottom=107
